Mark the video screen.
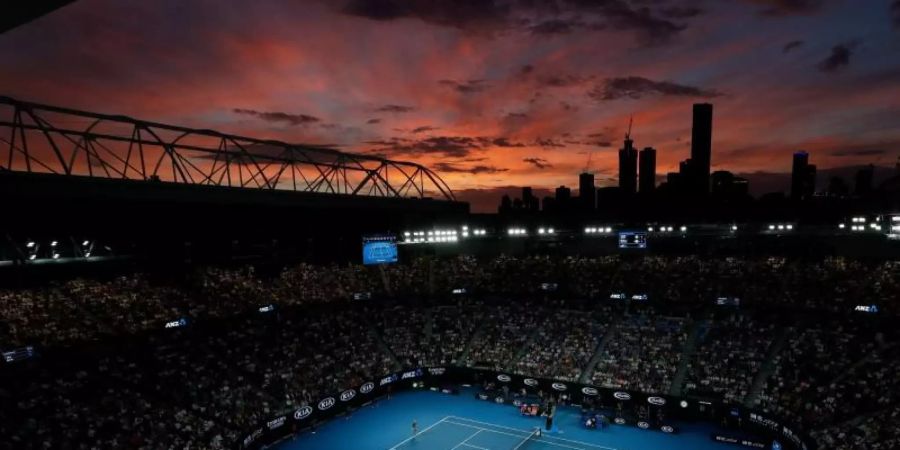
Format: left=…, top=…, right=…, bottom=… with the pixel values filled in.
left=362, top=235, right=398, bottom=265
left=618, top=231, right=647, bottom=249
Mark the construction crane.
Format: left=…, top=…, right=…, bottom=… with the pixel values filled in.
left=582, top=152, right=594, bottom=174
left=625, top=115, right=634, bottom=140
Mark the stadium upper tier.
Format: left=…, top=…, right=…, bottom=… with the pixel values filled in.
left=0, top=255, right=898, bottom=450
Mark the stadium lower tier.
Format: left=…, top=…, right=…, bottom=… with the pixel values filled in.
left=244, top=367, right=811, bottom=450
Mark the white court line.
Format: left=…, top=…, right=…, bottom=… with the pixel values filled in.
left=460, top=444, right=489, bottom=450
left=389, top=416, right=449, bottom=449
left=446, top=416, right=618, bottom=450
left=451, top=430, right=482, bottom=450
left=443, top=420, right=590, bottom=450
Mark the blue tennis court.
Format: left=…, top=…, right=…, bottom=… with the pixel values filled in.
left=277, top=387, right=742, bottom=450
left=390, top=416, right=616, bottom=450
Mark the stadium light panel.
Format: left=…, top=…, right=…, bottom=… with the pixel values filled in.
left=648, top=227, right=654, bottom=232
left=548, top=228, right=555, bottom=234
left=680, top=226, right=687, bottom=232
left=50, top=241, right=58, bottom=247
left=768, top=225, right=775, bottom=230
left=26, top=241, right=35, bottom=248
left=786, top=224, right=793, bottom=230
left=838, top=224, right=845, bottom=229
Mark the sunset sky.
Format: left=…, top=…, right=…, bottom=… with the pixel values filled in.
left=2, top=0, right=899, bottom=211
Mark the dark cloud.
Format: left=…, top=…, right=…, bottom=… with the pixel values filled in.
left=530, top=19, right=578, bottom=35
left=534, top=138, right=566, bottom=148
left=590, top=76, right=721, bottom=101
left=829, top=148, right=886, bottom=157
left=366, top=118, right=381, bottom=124
left=368, top=134, right=525, bottom=158
left=817, top=43, right=855, bottom=73
left=597, top=2, right=687, bottom=45
left=537, top=73, right=594, bottom=87
left=504, top=112, right=529, bottom=120
left=232, top=108, right=320, bottom=126
left=375, top=104, right=415, bottom=113
left=371, top=136, right=476, bottom=158
left=439, top=79, right=490, bottom=93
left=560, top=101, right=579, bottom=112
left=492, top=137, right=525, bottom=147
left=341, top=0, right=510, bottom=29
left=341, top=0, right=690, bottom=45
left=782, top=40, right=804, bottom=53
left=659, top=6, right=705, bottom=19
left=523, top=157, right=552, bottom=169
left=745, top=0, right=826, bottom=16
left=411, top=125, right=439, bottom=133
left=520, top=64, right=535, bottom=75
left=433, top=162, right=508, bottom=174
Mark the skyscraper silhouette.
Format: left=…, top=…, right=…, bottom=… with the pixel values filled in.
left=618, top=133, right=638, bottom=195
left=579, top=172, right=596, bottom=210
left=791, top=151, right=816, bottom=201
left=639, top=147, right=656, bottom=194
left=690, top=103, right=713, bottom=195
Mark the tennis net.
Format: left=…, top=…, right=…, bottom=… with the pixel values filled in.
left=511, top=428, right=540, bottom=449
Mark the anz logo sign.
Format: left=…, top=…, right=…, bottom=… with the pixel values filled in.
left=497, top=374, right=512, bottom=382
left=293, top=406, right=313, bottom=420
left=267, top=416, right=286, bottom=430
left=340, top=389, right=357, bottom=402
left=401, top=369, right=423, bottom=380
left=613, top=391, right=631, bottom=401
left=317, top=397, right=336, bottom=411
left=360, top=382, right=375, bottom=394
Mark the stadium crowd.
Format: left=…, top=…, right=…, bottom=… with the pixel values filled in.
left=0, top=255, right=898, bottom=449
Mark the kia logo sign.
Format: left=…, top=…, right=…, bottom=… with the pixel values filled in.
left=360, top=382, right=375, bottom=394
left=524, top=378, right=538, bottom=387
left=581, top=387, right=599, bottom=396
left=551, top=382, right=567, bottom=391
left=340, top=389, right=356, bottom=402
left=497, top=374, right=511, bottom=382
left=294, top=406, right=313, bottom=420
left=318, top=397, right=336, bottom=411
left=647, top=396, right=666, bottom=406
left=613, top=391, right=631, bottom=401
left=614, top=417, right=626, bottom=425
left=661, top=425, right=674, bottom=434
left=638, top=421, right=650, bottom=429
